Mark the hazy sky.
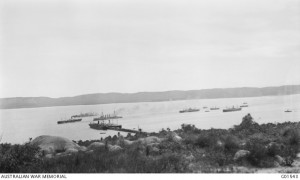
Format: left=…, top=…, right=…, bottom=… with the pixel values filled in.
left=0, top=0, right=299, bottom=98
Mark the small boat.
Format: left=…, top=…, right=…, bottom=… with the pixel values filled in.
left=223, top=106, right=242, bottom=112
left=285, top=109, right=292, bottom=113
left=57, top=118, right=82, bottom=124
left=203, top=106, right=208, bottom=109
left=205, top=110, right=210, bottom=112
left=179, top=108, right=200, bottom=113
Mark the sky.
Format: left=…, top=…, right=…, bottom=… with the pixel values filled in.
left=0, top=0, right=299, bottom=98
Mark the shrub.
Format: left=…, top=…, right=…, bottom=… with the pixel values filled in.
left=245, top=138, right=274, bottom=167
left=0, top=143, right=40, bottom=173
left=195, top=135, right=211, bottom=148
left=224, top=135, right=240, bottom=153
left=283, top=129, right=300, bottom=146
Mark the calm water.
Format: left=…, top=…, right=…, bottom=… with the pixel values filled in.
left=1, top=94, right=300, bottom=144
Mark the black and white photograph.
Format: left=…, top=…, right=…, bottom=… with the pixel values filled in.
left=0, top=0, right=300, bottom=176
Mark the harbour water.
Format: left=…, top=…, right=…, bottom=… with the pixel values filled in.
left=1, top=94, right=300, bottom=144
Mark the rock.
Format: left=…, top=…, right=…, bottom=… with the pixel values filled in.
left=65, top=148, right=78, bottom=154
left=137, top=136, right=162, bottom=145
left=45, top=154, right=54, bottom=158
left=78, top=146, right=87, bottom=152
left=167, top=132, right=182, bottom=142
left=216, top=140, right=223, bottom=147
left=86, top=150, right=94, bottom=154
left=151, top=147, right=160, bottom=153
left=233, top=150, right=250, bottom=161
left=275, top=155, right=285, bottom=165
left=184, top=154, right=195, bottom=162
left=87, top=142, right=105, bottom=150
left=273, top=161, right=281, bottom=167
left=31, top=135, right=83, bottom=156
left=123, top=139, right=134, bottom=146
left=116, top=138, right=134, bottom=146
left=108, top=145, right=123, bottom=152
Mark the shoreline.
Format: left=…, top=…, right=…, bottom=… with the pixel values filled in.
left=1, top=114, right=300, bottom=173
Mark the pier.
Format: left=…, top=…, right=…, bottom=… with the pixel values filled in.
left=106, top=127, right=150, bottom=134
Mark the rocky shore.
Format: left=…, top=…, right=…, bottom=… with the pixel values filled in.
left=1, top=114, right=300, bottom=173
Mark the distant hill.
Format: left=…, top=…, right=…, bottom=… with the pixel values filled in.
left=1, top=85, right=300, bottom=109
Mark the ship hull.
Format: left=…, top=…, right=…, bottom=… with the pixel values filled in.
left=179, top=109, right=200, bottom=113
left=223, top=108, right=242, bottom=112
left=89, top=123, right=122, bottom=130
left=57, top=119, right=82, bottom=124
left=93, top=116, right=122, bottom=121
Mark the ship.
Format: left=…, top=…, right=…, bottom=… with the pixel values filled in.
left=210, top=107, right=220, bottom=110
left=89, top=120, right=122, bottom=130
left=71, top=112, right=98, bottom=118
left=179, top=108, right=200, bottom=113
left=93, top=111, right=122, bottom=121
left=285, top=109, right=292, bottom=113
left=240, top=104, right=248, bottom=107
left=223, top=106, right=242, bottom=112
left=240, top=102, right=249, bottom=107
left=57, top=117, right=82, bottom=124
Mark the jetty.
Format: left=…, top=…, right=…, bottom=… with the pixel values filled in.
left=89, top=113, right=149, bottom=134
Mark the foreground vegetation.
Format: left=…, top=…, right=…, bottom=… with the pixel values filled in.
left=1, top=114, right=300, bottom=173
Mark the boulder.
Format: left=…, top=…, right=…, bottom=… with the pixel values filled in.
left=233, top=150, right=250, bottom=161
left=184, top=154, right=195, bottom=162
left=31, top=135, right=84, bottom=156
left=274, top=155, right=285, bottom=166
left=123, top=139, right=134, bottom=146
left=87, top=142, right=105, bottom=150
left=151, top=147, right=160, bottom=153
left=116, top=138, right=134, bottom=146
left=108, top=144, right=123, bottom=152
left=65, top=148, right=79, bottom=154
left=137, top=136, right=162, bottom=145
left=167, top=132, right=182, bottom=142
left=86, top=150, right=94, bottom=154
left=45, top=154, right=54, bottom=159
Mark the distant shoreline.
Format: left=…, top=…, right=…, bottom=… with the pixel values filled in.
left=1, top=85, right=300, bottom=109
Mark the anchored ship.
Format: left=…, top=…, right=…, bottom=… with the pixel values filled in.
left=210, top=107, right=220, bottom=110
left=57, top=117, right=82, bottom=124
left=223, top=106, right=242, bottom=112
left=89, top=120, right=122, bottom=130
left=71, top=112, right=98, bottom=118
left=240, top=102, right=249, bottom=107
left=93, top=111, right=122, bottom=121
left=179, top=108, right=200, bottom=113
